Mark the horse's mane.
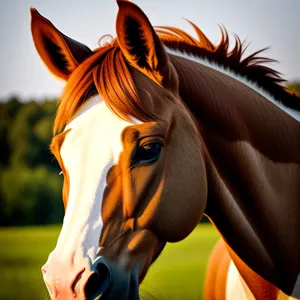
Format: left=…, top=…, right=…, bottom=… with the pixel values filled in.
left=157, top=23, right=300, bottom=111
left=54, top=22, right=300, bottom=135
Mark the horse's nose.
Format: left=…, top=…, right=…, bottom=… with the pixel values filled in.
left=42, top=255, right=112, bottom=299
left=84, top=259, right=111, bottom=299
left=42, top=255, right=132, bottom=300
left=42, top=255, right=86, bottom=299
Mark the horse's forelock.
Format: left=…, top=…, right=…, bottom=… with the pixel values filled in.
left=54, top=41, right=156, bottom=136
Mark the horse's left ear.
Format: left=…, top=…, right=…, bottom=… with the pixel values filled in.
left=30, top=8, right=92, bottom=80
left=116, top=0, right=178, bottom=91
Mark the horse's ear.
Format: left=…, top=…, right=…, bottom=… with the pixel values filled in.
left=116, top=0, right=178, bottom=90
left=30, top=8, right=92, bottom=80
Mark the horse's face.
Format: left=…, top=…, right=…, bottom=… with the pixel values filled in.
left=47, top=89, right=205, bottom=299
left=31, top=1, right=207, bottom=299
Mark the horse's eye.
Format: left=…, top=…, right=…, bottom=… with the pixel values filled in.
left=134, top=142, right=162, bottom=165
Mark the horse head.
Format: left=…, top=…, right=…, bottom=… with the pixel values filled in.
left=31, top=1, right=207, bottom=299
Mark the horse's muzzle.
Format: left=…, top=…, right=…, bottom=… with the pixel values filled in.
left=43, top=255, right=140, bottom=300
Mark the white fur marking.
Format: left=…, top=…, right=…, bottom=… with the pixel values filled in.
left=49, top=96, right=140, bottom=269
left=166, top=48, right=300, bottom=122
left=226, top=261, right=255, bottom=300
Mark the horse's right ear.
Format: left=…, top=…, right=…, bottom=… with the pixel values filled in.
left=116, top=0, right=178, bottom=92
left=30, top=8, right=92, bottom=80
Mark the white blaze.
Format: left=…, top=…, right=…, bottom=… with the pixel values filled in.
left=52, top=96, right=137, bottom=267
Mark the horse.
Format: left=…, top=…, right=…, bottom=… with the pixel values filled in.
left=30, top=1, right=300, bottom=299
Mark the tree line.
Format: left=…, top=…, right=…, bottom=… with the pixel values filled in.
left=0, top=82, right=299, bottom=226
left=0, top=97, right=63, bottom=226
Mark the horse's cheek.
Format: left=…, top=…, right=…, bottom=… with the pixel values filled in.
left=151, top=137, right=207, bottom=241
left=156, top=179, right=206, bottom=242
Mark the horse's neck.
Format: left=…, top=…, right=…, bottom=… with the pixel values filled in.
left=169, top=53, right=300, bottom=297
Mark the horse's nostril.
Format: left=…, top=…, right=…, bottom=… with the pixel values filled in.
left=85, top=262, right=111, bottom=299
left=71, top=268, right=85, bottom=293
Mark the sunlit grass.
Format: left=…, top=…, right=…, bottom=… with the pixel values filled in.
left=0, top=224, right=219, bottom=300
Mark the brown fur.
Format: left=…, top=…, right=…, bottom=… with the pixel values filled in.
left=171, top=52, right=300, bottom=295
left=50, top=130, right=71, bottom=208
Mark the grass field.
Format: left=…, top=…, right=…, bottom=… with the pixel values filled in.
left=0, top=224, right=219, bottom=300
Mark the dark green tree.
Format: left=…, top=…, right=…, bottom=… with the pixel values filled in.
left=0, top=166, right=63, bottom=225
left=0, top=97, right=23, bottom=167
left=0, top=98, right=62, bottom=226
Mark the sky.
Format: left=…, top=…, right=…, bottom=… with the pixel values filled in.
left=0, top=0, right=299, bottom=101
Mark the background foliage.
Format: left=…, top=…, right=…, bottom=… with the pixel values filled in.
left=0, top=97, right=63, bottom=226
left=0, top=82, right=299, bottom=226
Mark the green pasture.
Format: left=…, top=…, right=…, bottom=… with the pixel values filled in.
left=0, top=224, right=219, bottom=300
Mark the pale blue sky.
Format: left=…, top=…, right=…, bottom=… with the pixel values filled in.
left=0, top=0, right=299, bottom=101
